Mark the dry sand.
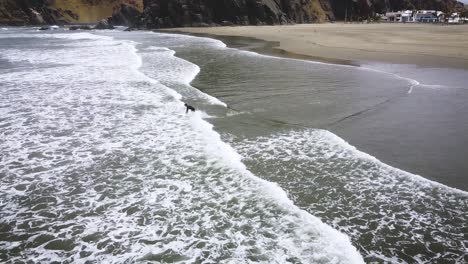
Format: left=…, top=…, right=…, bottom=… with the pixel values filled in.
left=167, top=23, right=468, bottom=69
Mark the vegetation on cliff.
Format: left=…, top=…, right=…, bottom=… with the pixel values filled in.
left=0, top=0, right=465, bottom=26
left=0, top=0, right=142, bottom=25
left=141, top=0, right=333, bottom=28
left=140, top=0, right=466, bottom=28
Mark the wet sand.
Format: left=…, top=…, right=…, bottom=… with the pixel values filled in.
left=166, top=23, right=468, bottom=69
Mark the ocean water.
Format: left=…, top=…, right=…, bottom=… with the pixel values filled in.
left=0, top=28, right=466, bottom=263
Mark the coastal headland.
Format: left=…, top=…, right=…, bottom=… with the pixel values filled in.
left=166, top=23, right=468, bottom=69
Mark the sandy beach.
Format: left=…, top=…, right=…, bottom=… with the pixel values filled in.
left=167, top=23, right=468, bottom=69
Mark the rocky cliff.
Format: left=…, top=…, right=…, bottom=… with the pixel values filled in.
left=0, top=0, right=60, bottom=25
left=0, top=0, right=142, bottom=25
left=141, top=0, right=333, bottom=28
left=139, top=0, right=466, bottom=28
left=1, top=0, right=465, bottom=26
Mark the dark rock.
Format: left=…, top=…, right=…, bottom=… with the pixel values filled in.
left=139, top=0, right=467, bottom=28
left=0, top=0, right=71, bottom=25
left=220, top=20, right=234, bottom=26
left=140, top=0, right=328, bottom=28
left=191, top=22, right=211, bottom=27
left=108, top=3, right=142, bottom=27
left=93, top=19, right=115, bottom=30
left=38, top=26, right=49, bottom=30
left=68, top=25, right=92, bottom=30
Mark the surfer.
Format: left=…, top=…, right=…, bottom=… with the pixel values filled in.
left=185, top=103, right=195, bottom=113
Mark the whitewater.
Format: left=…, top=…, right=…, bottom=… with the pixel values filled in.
left=1, top=28, right=467, bottom=263
left=0, top=29, right=363, bottom=263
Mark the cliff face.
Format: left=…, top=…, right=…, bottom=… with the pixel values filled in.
left=0, top=0, right=143, bottom=25
left=141, top=0, right=332, bottom=28
left=1, top=0, right=465, bottom=26
left=0, top=0, right=65, bottom=25
left=50, top=0, right=143, bottom=23
left=139, top=0, right=466, bottom=28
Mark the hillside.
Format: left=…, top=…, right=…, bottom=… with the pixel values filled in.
left=50, top=0, right=143, bottom=23
left=0, top=0, right=142, bottom=25
left=0, top=0, right=465, bottom=26
left=141, top=0, right=333, bottom=28
left=140, top=0, right=466, bottom=28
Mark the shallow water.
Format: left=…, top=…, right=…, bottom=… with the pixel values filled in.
left=0, top=28, right=467, bottom=263
left=0, top=28, right=362, bottom=263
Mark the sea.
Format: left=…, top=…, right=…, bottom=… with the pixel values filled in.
left=0, top=27, right=467, bottom=263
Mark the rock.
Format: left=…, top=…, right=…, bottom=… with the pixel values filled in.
left=108, top=3, right=142, bottom=27
left=38, top=26, right=49, bottom=30
left=220, top=20, right=234, bottom=26
left=139, top=0, right=467, bottom=28
left=29, top=8, right=45, bottom=24
left=0, top=0, right=465, bottom=26
left=0, top=0, right=69, bottom=25
left=191, top=22, right=211, bottom=27
left=0, top=0, right=143, bottom=26
left=68, top=25, right=92, bottom=30
left=140, top=0, right=329, bottom=28
left=93, top=19, right=115, bottom=30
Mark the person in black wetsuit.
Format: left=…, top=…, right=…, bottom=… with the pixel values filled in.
left=185, top=103, right=195, bottom=113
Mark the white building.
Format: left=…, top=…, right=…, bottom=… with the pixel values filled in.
left=414, top=10, right=439, bottom=23
left=385, top=10, right=414, bottom=22
left=448, top=13, right=461, bottom=24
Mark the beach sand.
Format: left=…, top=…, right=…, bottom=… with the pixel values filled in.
left=166, top=23, right=468, bottom=69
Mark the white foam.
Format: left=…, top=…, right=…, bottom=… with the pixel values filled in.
left=189, top=113, right=364, bottom=263
left=146, top=46, right=171, bottom=51
left=47, top=32, right=113, bottom=41
left=142, top=45, right=226, bottom=106
left=229, top=129, right=468, bottom=262
left=0, top=30, right=364, bottom=263
left=151, top=31, right=227, bottom=49
left=358, top=66, right=431, bottom=94
left=321, top=130, right=468, bottom=196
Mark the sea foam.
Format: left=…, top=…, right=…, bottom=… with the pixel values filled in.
left=0, top=29, right=364, bottom=263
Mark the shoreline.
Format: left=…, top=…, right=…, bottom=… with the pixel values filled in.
left=159, top=30, right=359, bottom=67
left=157, top=25, right=468, bottom=192
left=162, top=23, right=468, bottom=69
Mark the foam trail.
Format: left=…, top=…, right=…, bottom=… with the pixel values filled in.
left=230, top=129, right=468, bottom=262
left=153, top=32, right=463, bottom=193
left=143, top=44, right=227, bottom=106
left=152, top=32, right=227, bottom=49
left=0, top=30, right=364, bottom=263
left=210, top=38, right=445, bottom=94
left=323, top=130, right=467, bottom=195
left=188, top=112, right=364, bottom=263
left=188, top=64, right=227, bottom=106
left=138, top=35, right=364, bottom=262
left=127, top=41, right=182, bottom=100
left=357, top=66, right=443, bottom=94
